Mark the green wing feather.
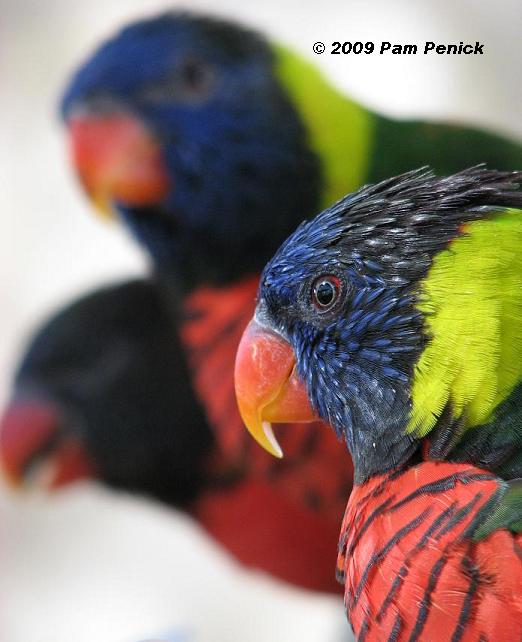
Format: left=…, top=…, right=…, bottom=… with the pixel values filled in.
left=470, top=478, right=522, bottom=540
left=450, top=379, right=522, bottom=479
left=367, top=116, right=522, bottom=181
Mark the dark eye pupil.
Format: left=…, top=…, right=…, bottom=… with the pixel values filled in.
left=315, top=281, right=335, bottom=307
left=183, top=61, right=206, bottom=88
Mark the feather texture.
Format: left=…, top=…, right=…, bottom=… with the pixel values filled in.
left=410, top=208, right=522, bottom=437
left=338, top=462, right=522, bottom=642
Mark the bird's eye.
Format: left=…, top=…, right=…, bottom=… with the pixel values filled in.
left=312, top=276, right=341, bottom=312
left=180, top=59, right=212, bottom=92
left=139, top=58, right=216, bottom=104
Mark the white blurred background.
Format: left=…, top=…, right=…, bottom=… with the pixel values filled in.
left=0, top=1, right=520, bottom=641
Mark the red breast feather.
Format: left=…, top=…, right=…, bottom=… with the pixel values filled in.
left=338, top=461, right=522, bottom=641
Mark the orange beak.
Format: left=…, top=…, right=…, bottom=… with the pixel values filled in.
left=67, top=112, right=170, bottom=217
left=0, top=398, right=94, bottom=490
left=234, top=319, right=317, bottom=458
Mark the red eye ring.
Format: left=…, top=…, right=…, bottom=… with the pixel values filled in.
left=312, top=275, right=341, bottom=311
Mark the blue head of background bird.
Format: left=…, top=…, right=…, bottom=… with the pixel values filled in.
left=60, top=11, right=320, bottom=287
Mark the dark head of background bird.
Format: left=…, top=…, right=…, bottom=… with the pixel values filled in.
left=235, top=167, right=522, bottom=483
left=60, top=12, right=321, bottom=289
left=0, top=280, right=213, bottom=505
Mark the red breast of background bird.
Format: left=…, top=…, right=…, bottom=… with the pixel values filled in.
left=181, top=274, right=352, bottom=592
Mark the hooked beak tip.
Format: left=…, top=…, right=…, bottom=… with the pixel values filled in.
left=261, top=421, right=283, bottom=459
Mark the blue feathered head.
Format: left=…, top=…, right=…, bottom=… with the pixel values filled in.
left=235, top=167, right=522, bottom=481
left=61, top=12, right=320, bottom=285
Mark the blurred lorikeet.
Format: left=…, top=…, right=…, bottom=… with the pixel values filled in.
left=1, top=279, right=348, bottom=593
left=60, top=12, right=521, bottom=280
left=1, top=281, right=210, bottom=499
left=235, top=167, right=522, bottom=639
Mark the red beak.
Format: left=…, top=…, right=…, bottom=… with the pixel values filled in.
left=234, top=319, right=318, bottom=457
left=0, top=398, right=95, bottom=489
left=67, top=111, right=170, bottom=217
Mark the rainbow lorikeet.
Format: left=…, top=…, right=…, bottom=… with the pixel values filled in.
left=59, top=12, right=521, bottom=282
left=0, top=279, right=348, bottom=593
left=235, top=167, right=522, bottom=640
